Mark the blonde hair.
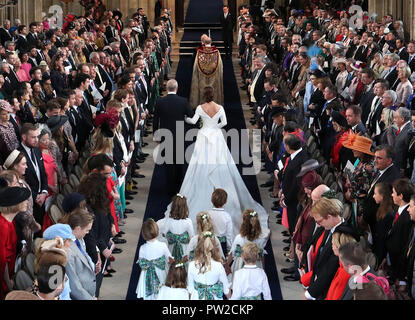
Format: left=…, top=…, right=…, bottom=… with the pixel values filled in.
left=194, top=233, right=221, bottom=274
left=381, top=108, right=395, bottom=128
left=0, top=200, right=27, bottom=214
left=92, top=129, right=114, bottom=154
left=311, top=198, right=343, bottom=219
left=332, top=232, right=357, bottom=250
left=241, top=242, right=260, bottom=264
left=196, top=212, right=214, bottom=234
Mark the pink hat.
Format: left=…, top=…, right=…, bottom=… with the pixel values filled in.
left=0, top=99, right=13, bottom=113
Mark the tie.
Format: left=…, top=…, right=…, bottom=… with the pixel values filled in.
left=397, top=128, right=401, bottom=136
left=409, top=55, right=414, bottom=65
left=15, top=116, right=20, bottom=127
left=75, top=239, right=87, bottom=256
left=283, top=157, right=290, bottom=172
left=30, top=148, right=37, bottom=167
left=393, top=212, right=400, bottom=224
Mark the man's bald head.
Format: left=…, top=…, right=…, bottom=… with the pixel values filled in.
left=311, top=184, right=330, bottom=204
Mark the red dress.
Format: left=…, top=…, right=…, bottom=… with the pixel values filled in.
left=0, top=214, right=17, bottom=299
left=331, top=130, right=349, bottom=169
left=106, top=178, right=119, bottom=234
left=325, top=262, right=350, bottom=300
left=41, top=152, right=58, bottom=233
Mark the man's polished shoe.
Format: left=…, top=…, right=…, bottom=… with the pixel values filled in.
left=126, top=190, right=138, bottom=195
left=113, top=237, right=126, bottom=244
left=106, top=268, right=116, bottom=273
left=282, top=231, right=290, bottom=236
left=124, top=209, right=133, bottom=214
left=273, top=201, right=281, bottom=206
left=132, top=185, right=138, bottom=190
left=103, top=272, right=113, bottom=278
left=284, top=273, right=300, bottom=282
left=276, top=219, right=282, bottom=224
left=281, top=267, right=296, bottom=274
left=283, top=238, right=291, bottom=244
left=132, top=172, right=142, bottom=178
left=125, top=202, right=131, bottom=205
left=136, top=158, right=145, bottom=163
left=276, top=213, right=282, bottom=219
left=134, top=174, right=145, bottom=178
left=125, top=195, right=133, bottom=200
left=260, top=181, right=273, bottom=188
left=141, top=152, right=149, bottom=157
left=283, top=246, right=290, bottom=251
left=142, top=142, right=148, bottom=146
left=112, top=248, right=123, bottom=254
left=271, top=205, right=280, bottom=211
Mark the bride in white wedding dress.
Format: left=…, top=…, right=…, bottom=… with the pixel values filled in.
left=163, top=87, right=270, bottom=240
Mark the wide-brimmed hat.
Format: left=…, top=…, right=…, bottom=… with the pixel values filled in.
left=342, top=133, right=375, bottom=156
left=297, top=159, right=324, bottom=178
left=47, top=115, right=68, bottom=133
left=43, top=223, right=76, bottom=241
left=0, top=186, right=31, bottom=207
left=0, top=99, right=13, bottom=113
left=351, top=61, right=367, bottom=71
left=5, top=291, right=40, bottom=300
left=333, top=57, right=347, bottom=67
left=62, top=192, right=85, bottom=213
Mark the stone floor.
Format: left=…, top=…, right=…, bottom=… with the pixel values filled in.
left=99, top=52, right=304, bottom=302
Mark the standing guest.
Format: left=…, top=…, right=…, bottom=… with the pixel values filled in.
left=207, top=188, right=233, bottom=256
left=78, top=173, right=115, bottom=298
left=219, top=5, right=235, bottom=59
left=18, top=123, right=48, bottom=229
left=330, top=111, right=350, bottom=170
left=231, top=242, right=272, bottom=300
left=136, top=219, right=172, bottom=300
left=14, top=58, right=31, bottom=82
left=157, top=263, right=189, bottom=300
left=65, top=208, right=97, bottom=300
left=404, top=194, right=415, bottom=299
left=161, top=194, right=194, bottom=262
left=325, top=227, right=359, bottom=300
left=50, top=52, right=68, bottom=97
left=395, top=66, right=413, bottom=108
left=305, top=198, right=348, bottom=300
left=377, top=107, right=397, bottom=146
left=0, top=100, right=19, bottom=158
left=372, top=182, right=395, bottom=267
left=38, top=129, right=58, bottom=196
left=394, top=107, right=412, bottom=173
left=383, top=178, right=415, bottom=283
left=0, top=182, right=31, bottom=299
left=187, top=233, right=231, bottom=300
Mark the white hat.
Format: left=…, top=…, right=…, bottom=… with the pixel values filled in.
left=3, top=150, right=21, bottom=170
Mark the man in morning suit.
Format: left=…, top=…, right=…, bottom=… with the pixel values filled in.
left=18, top=123, right=48, bottom=226
left=220, top=5, right=235, bottom=59
left=394, top=107, right=413, bottom=174
left=278, top=133, right=308, bottom=235
left=153, top=80, right=195, bottom=196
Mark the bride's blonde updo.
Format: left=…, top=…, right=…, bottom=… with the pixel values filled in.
left=203, top=86, right=214, bottom=103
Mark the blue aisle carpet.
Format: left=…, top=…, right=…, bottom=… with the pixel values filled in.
left=125, top=0, right=282, bottom=300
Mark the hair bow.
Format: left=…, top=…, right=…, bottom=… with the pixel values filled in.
left=203, top=231, right=213, bottom=238
left=250, top=211, right=258, bottom=217
left=176, top=193, right=184, bottom=199
left=175, top=263, right=184, bottom=268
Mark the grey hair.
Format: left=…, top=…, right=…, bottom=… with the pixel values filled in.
left=3, top=19, right=10, bottom=27
left=4, top=41, right=14, bottom=48
left=388, top=53, right=400, bottom=63
left=400, top=66, right=411, bottom=79
left=122, top=28, right=131, bottom=37
left=166, top=79, right=178, bottom=92
left=255, top=55, right=267, bottom=64
left=397, top=107, right=412, bottom=122
left=110, top=41, right=121, bottom=49
left=89, top=52, right=100, bottom=61
left=385, top=90, right=397, bottom=104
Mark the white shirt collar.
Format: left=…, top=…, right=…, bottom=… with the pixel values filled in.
left=167, top=92, right=176, bottom=95
left=398, top=203, right=409, bottom=215
left=290, top=147, right=303, bottom=160
left=379, top=163, right=393, bottom=176
left=330, top=218, right=344, bottom=234
left=400, top=121, right=411, bottom=131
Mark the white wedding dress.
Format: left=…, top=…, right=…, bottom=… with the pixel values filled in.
left=163, top=105, right=269, bottom=239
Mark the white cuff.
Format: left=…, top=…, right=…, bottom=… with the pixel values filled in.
left=305, top=290, right=316, bottom=300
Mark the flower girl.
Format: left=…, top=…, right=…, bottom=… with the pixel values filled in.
left=136, top=219, right=173, bottom=300
left=157, top=262, right=190, bottom=300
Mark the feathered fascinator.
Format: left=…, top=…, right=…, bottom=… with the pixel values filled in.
left=94, top=110, right=119, bottom=138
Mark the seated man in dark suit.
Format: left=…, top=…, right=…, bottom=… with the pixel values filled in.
left=345, top=105, right=367, bottom=135
left=18, top=123, right=48, bottom=226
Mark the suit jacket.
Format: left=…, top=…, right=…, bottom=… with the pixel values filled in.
left=18, top=144, right=48, bottom=201
left=308, top=222, right=349, bottom=299
left=386, top=207, right=415, bottom=280
left=26, top=32, right=39, bottom=46
left=253, top=67, right=267, bottom=104
left=359, top=88, right=376, bottom=125
left=153, top=93, right=194, bottom=135
left=385, top=68, right=399, bottom=90
left=395, top=123, right=412, bottom=170
left=363, top=164, right=401, bottom=231
left=353, top=45, right=370, bottom=63
left=398, top=47, right=410, bottom=62
left=404, top=226, right=415, bottom=298
left=0, top=27, right=12, bottom=46
left=16, top=35, right=29, bottom=52
left=279, top=149, right=309, bottom=205
left=66, top=241, right=96, bottom=300
left=219, top=13, right=234, bottom=43
left=9, top=115, right=21, bottom=142
left=120, top=38, right=131, bottom=66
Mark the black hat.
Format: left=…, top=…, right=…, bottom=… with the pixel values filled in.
left=310, top=69, right=326, bottom=79
left=334, top=223, right=360, bottom=242
left=0, top=177, right=8, bottom=190
left=270, top=106, right=286, bottom=117
left=62, top=192, right=85, bottom=213
left=0, top=187, right=31, bottom=207
left=112, top=10, right=123, bottom=19
left=67, top=21, right=75, bottom=31
left=78, top=28, right=87, bottom=36
left=331, top=110, right=347, bottom=128
left=47, top=115, right=68, bottom=133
